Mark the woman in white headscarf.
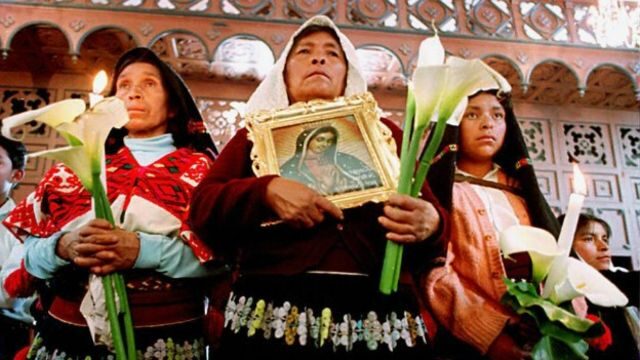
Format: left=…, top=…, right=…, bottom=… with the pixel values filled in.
left=191, top=16, right=447, bottom=358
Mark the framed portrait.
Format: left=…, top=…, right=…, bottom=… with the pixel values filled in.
left=246, top=92, right=400, bottom=209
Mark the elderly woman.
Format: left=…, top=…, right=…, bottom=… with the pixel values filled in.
left=3, top=47, right=219, bottom=359
left=190, top=16, right=446, bottom=358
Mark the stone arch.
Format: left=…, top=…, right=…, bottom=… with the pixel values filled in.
left=482, top=54, right=525, bottom=97
left=525, top=59, right=580, bottom=105
left=76, top=26, right=138, bottom=78
left=6, top=21, right=72, bottom=54
left=575, top=64, right=639, bottom=110
left=356, top=44, right=407, bottom=92
left=148, top=29, right=210, bottom=78
left=211, top=34, right=275, bottom=82
left=3, top=23, right=73, bottom=80
left=75, top=25, right=138, bottom=55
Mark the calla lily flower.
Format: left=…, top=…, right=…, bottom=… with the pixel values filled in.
left=437, top=57, right=512, bottom=126
left=500, top=225, right=562, bottom=283
left=2, top=97, right=135, bottom=358
left=499, top=225, right=628, bottom=307
left=411, top=35, right=511, bottom=130
left=380, top=34, right=512, bottom=294
left=2, top=97, right=128, bottom=191
left=500, top=225, right=627, bottom=359
left=417, top=35, right=445, bottom=67
left=547, top=257, right=628, bottom=307
left=1, top=99, right=86, bottom=140
left=411, top=35, right=447, bottom=129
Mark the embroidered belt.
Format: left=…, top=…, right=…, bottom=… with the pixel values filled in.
left=223, top=292, right=429, bottom=352
left=49, top=291, right=203, bottom=328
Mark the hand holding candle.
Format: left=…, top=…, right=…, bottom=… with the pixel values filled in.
left=89, top=70, right=107, bottom=108
left=542, top=163, right=587, bottom=298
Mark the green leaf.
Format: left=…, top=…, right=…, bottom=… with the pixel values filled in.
left=532, top=336, right=588, bottom=360
left=503, top=278, right=596, bottom=333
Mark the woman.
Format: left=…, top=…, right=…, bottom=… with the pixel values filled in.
left=0, top=136, right=31, bottom=360
left=3, top=47, right=220, bottom=359
left=424, top=90, right=560, bottom=360
left=190, top=15, right=446, bottom=359
left=279, top=125, right=381, bottom=196
left=563, top=213, right=639, bottom=359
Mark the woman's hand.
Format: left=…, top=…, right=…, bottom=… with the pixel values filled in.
left=55, top=219, right=140, bottom=275
left=56, top=219, right=118, bottom=265
left=89, top=228, right=140, bottom=275
left=265, top=177, right=343, bottom=228
left=378, top=194, right=440, bottom=243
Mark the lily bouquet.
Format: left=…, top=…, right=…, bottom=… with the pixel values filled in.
left=379, top=34, right=511, bottom=294
left=1, top=98, right=136, bottom=359
left=500, top=225, right=628, bottom=359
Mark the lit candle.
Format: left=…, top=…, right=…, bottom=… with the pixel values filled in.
left=557, top=163, right=587, bottom=256
left=89, top=70, right=107, bottom=108
left=542, top=163, right=587, bottom=297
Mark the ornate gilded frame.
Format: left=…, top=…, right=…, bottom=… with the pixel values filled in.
left=246, top=92, right=399, bottom=209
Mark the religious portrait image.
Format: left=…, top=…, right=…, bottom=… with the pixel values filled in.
left=274, top=117, right=383, bottom=196
left=246, top=92, right=399, bottom=209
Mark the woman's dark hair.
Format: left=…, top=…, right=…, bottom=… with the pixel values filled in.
left=426, top=88, right=560, bottom=237
left=558, top=213, right=612, bottom=238
left=0, top=135, right=26, bottom=170
left=106, top=48, right=216, bottom=159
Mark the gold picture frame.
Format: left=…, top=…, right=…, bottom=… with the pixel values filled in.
left=246, top=92, right=400, bottom=209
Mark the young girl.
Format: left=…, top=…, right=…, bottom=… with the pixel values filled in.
left=424, top=90, right=559, bottom=359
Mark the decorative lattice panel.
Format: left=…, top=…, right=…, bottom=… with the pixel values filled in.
left=519, top=118, right=554, bottom=164
left=464, top=0, right=514, bottom=38
left=197, top=98, right=247, bottom=150
left=619, top=126, right=640, bottom=168
left=562, top=122, right=613, bottom=166
left=535, top=170, right=559, bottom=201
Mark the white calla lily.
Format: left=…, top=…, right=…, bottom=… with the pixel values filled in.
left=412, top=66, right=448, bottom=129
left=410, top=36, right=511, bottom=130
left=2, top=96, right=134, bottom=358
left=380, top=34, right=513, bottom=294
left=499, top=225, right=629, bottom=308
left=417, top=34, right=445, bottom=67
left=500, top=225, right=562, bottom=283
left=547, top=257, right=628, bottom=307
left=1, top=97, right=128, bottom=191
left=437, top=57, right=512, bottom=126
left=1, top=99, right=86, bottom=141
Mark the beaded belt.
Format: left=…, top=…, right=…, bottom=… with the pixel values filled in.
left=223, top=292, right=429, bottom=352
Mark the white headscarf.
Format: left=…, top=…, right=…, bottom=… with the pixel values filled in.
left=245, top=15, right=367, bottom=113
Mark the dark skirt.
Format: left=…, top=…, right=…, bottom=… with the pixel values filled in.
left=214, top=273, right=434, bottom=360
left=26, top=314, right=205, bottom=360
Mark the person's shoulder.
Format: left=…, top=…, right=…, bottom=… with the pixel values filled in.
left=379, top=117, right=401, bottom=132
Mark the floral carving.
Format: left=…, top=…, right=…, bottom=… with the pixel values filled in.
left=69, top=19, right=86, bottom=32
left=0, top=15, right=15, bottom=28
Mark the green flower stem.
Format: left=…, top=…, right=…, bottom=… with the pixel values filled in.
left=101, top=274, right=125, bottom=359
left=391, top=123, right=427, bottom=292
left=114, top=273, right=135, bottom=359
left=411, top=115, right=448, bottom=197
left=91, top=173, right=136, bottom=359
left=379, top=90, right=419, bottom=294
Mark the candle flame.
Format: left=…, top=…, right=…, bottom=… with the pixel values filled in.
left=92, top=70, right=108, bottom=94
left=572, top=163, right=587, bottom=195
